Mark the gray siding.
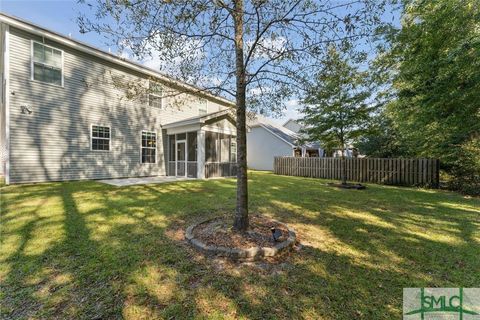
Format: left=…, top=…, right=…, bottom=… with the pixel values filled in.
left=7, top=26, right=227, bottom=183
left=247, top=127, right=293, bottom=171
left=0, top=23, right=6, bottom=176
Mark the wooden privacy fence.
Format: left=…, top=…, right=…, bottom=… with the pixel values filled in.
left=274, top=157, right=439, bottom=187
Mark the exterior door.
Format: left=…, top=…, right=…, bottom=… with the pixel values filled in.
left=176, top=141, right=186, bottom=176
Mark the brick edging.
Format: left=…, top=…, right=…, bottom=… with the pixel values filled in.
left=185, top=217, right=296, bottom=260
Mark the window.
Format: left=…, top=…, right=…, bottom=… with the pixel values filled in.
left=149, top=82, right=163, bottom=108
left=141, top=131, right=156, bottom=163
left=230, top=140, right=237, bottom=163
left=91, top=125, right=110, bottom=151
left=32, top=42, right=63, bottom=86
left=198, top=99, right=208, bottom=115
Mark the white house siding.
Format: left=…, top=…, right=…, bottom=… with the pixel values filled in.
left=203, top=118, right=236, bottom=135
left=6, top=26, right=229, bottom=183
left=247, top=127, right=292, bottom=171
left=160, top=90, right=228, bottom=125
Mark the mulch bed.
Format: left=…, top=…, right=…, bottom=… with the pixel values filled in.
left=327, top=182, right=366, bottom=190
left=192, top=215, right=289, bottom=249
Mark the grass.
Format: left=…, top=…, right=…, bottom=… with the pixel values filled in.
left=0, top=171, right=479, bottom=319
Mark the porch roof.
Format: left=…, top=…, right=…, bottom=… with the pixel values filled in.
left=163, top=109, right=235, bottom=129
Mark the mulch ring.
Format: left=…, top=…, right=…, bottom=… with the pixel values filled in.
left=327, top=182, right=366, bottom=190
left=192, top=215, right=289, bottom=250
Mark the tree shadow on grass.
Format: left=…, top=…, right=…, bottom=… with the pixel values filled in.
left=1, top=172, right=479, bottom=319
left=250, top=174, right=479, bottom=286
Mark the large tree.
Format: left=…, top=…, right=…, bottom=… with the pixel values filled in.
left=78, top=0, right=388, bottom=230
left=299, top=45, right=371, bottom=184
left=381, top=0, right=480, bottom=194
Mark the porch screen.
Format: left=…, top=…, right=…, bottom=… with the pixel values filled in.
left=168, top=135, right=175, bottom=161
left=187, top=132, right=197, bottom=161
left=205, top=131, right=217, bottom=162
left=220, top=134, right=230, bottom=162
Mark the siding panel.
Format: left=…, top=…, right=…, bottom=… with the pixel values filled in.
left=7, top=27, right=228, bottom=183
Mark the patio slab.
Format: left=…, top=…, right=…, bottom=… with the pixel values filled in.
left=98, top=176, right=196, bottom=187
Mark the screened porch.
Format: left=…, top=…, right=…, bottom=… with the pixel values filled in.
left=166, top=131, right=237, bottom=179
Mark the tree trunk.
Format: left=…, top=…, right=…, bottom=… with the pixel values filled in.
left=232, top=0, right=249, bottom=232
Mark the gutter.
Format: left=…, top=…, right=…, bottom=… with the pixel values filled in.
left=0, top=13, right=235, bottom=108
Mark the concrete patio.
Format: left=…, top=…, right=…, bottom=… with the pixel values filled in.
left=98, top=176, right=196, bottom=187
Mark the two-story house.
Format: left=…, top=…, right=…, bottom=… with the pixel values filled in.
left=0, top=13, right=238, bottom=184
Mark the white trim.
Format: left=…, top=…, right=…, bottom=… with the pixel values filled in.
left=4, top=25, right=10, bottom=184
left=175, top=139, right=187, bottom=177
left=258, top=124, right=295, bottom=147
left=30, top=40, right=64, bottom=87
left=200, top=124, right=236, bottom=135
left=90, top=124, right=111, bottom=152
left=0, top=13, right=234, bottom=108
left=162, top=109, right=233, bottom=129
left=166, top=124, right=202, bottom=135
left=140, top=130, right=157, bottom=164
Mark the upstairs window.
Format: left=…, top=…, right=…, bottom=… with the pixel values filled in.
left=32, top=42, right=63, bottom=86
left=149, top=82, right=163, bottom=108
left=141, top=131, right=157, bottom=163
left=198, top=99, right=208, bottom=115
left=91, top=125, right=110, bottom=151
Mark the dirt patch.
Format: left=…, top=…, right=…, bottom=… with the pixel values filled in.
left=192, top=215, right=289, bottom=249
left=327, top=182, right=366, bottom=190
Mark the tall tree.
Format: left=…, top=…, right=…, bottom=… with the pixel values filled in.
left=384, top=0, right=480, bottom=193
left=355, top=114, right=402, bottom=158
left=78, top=0, right=388, bottom=230
left=300, top=45, right=371, bottom=184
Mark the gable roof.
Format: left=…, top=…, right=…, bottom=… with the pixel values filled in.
left=282, top=118, right=298, bottom=127
left=163, top=109, right=234, bottom=129
left=0, top=12, right=234, bottom=108
left=248, top=114, right=323, bottom=149
left=248, top=115, right=299, bottom=146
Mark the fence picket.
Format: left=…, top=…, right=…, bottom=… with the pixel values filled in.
left=273, top=157, right=439, bottom=188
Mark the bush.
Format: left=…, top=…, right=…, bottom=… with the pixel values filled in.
left=444, top=137, right=480, bottom=196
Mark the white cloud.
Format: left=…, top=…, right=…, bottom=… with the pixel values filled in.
left=246, top=36, right=288, bottom=59
left=283, top=99, right=301, bottom=120
left=265, top=99, right=302, bottom=125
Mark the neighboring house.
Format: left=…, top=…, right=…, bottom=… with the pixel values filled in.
left=283, top=119, right=360, bottom=159
left=331, top=147, right=360, bottom=158
left=246, top=115, right=324, bottom=171
left=0, top=13, right=237, bottom=184
left=282, top=119, right=302, bottom=133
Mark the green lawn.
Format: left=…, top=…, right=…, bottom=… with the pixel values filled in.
left=1, top=171, right=479, bottom=319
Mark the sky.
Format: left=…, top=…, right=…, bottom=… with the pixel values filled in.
left=0, top=0, right=400, bottom=125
